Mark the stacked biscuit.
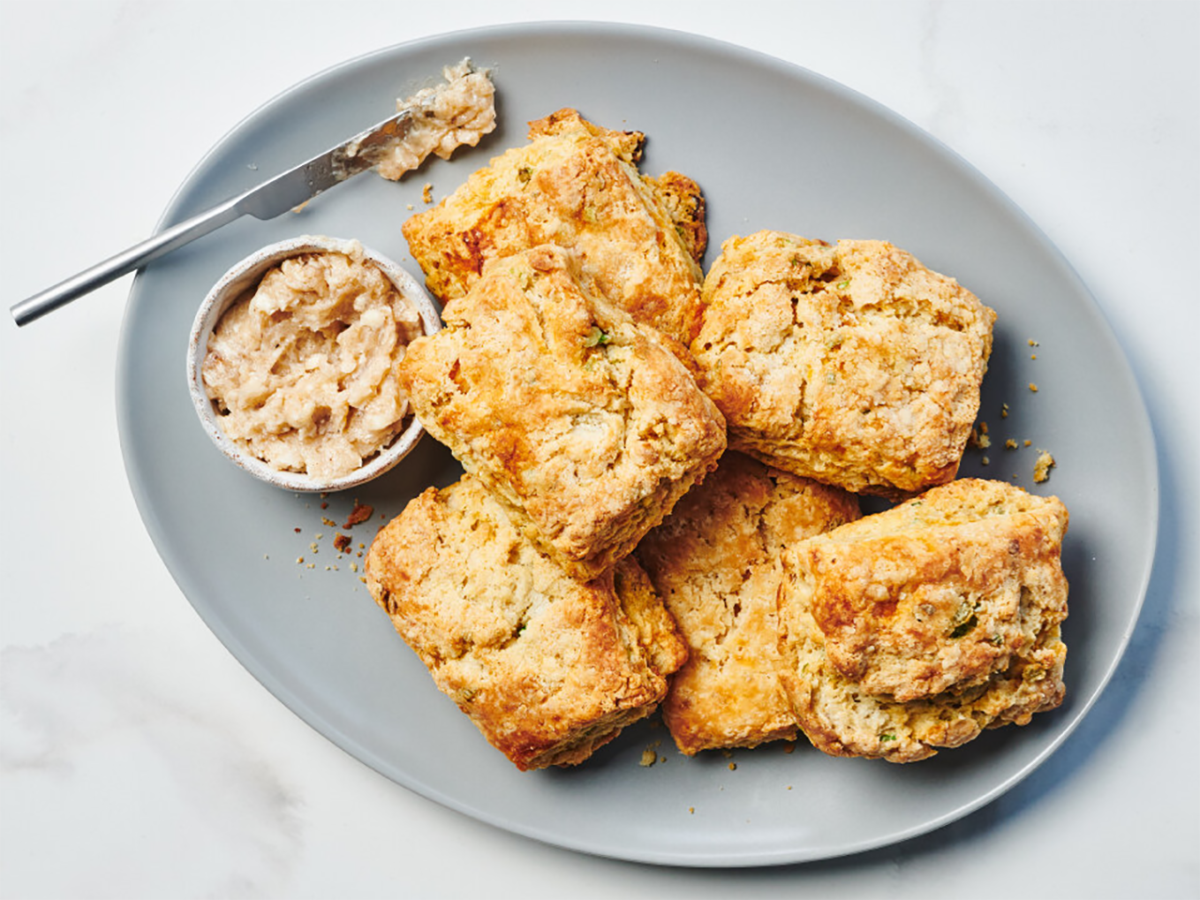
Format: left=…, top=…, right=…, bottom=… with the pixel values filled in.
left=366, top=111, right=724, bottom=770
left=638, top=468, right=1068, bottom=761
left=366, top=109, right=1070, bottom=770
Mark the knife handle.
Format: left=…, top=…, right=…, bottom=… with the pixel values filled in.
left=10, top=196, right=245, bottom=327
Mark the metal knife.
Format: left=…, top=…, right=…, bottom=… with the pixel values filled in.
left=11, top=104, right=424, bottom=327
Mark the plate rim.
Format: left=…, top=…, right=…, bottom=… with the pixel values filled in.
left=114, top=20, right=1160, bottom=867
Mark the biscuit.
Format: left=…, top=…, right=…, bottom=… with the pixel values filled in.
left=636, top=452, right=860, bottom=754
left=777, top=478, right=1069, bottom=762
left=364, top=476, right=687, bottom=772
left=691, top=232, right=996, bottom=497
left=398, top=244, right=727, bottom=578
left=402, top=108, right=707, bottom=346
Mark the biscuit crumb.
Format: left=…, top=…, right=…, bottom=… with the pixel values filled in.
left=406, top=203, right=414, bottom=211
left=1029, top=383, right=1039, bottom=393
left=1033, top=450, right=1056, bottom=483
left=1024, top=439, right=1032, bottom=447
left=728, top=762, right=737, bottom=771
left=783, top=743, right=796, bottom=754
left=1028, top=339, right=1039, bottom=347
left=1031, top=354, right=1038, bottom=360
left=968, top=424, right=990, bottom=449
left=345, top=502, right=374, bottom=528
left=294, top=527, right=302, bottom=533
left=296, top=557, right=304, bottom=564
left=334, top=533, right=351, bottom=553
left=350, top=562, right=359, bottom=572
left=689, top=807, right=695, bottom=814
left=422, top=182, right=434, bottom=204
left=320, top=502, right=328, bottom=510
left=640, top=749, right=658, bottom=767
left=981, top=455, right=990, bottom=466
left=322, top=517, right=336, bottom=528
left=1001, top=402, right=1009, bottom=419
left=1005, top=439, right=1018, bottom=450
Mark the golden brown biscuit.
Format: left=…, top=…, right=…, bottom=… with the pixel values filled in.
left=691, top=232, right=996, bottom=497
left=364, top=476, right=687, bottom=772
left=398, top=245, right=727, bottom=578
left=402, top=108, right=707, bottom=345
left=636, top=452, right=860, bottom=754
left=777, top=478, right=1069, bottom=762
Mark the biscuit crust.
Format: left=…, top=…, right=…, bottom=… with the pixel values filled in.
left=637, top=452, right=860, bottom=754
left=402, top=108, right=708, bottom=345
left=691, top=232, right=996, bottom=497
left=364, top=476, right=687, bottom=772
left=398, top=245, right=727, bottom=578
left=777, top=479, right=1069, bottom=762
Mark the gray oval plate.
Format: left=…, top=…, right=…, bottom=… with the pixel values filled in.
left=117, top=23, right=1158, bottom=866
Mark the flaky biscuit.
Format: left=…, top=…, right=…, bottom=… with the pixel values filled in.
left=364, top=476, right=687, bottom=772
left=402, top=108, right=707, bottom=345
left=398, top=244, right=727, bottom=578
left=777, top=479, right=1069, bottom=762
left=691, top=231, right=996, bottom=497
left=636, top=452, right=860, bottom=754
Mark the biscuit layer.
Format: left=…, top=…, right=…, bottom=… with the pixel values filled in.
left=403, top=108, right=707, bottom=345
left=637, top=452, right=860, bottom=754
left=692, top=232, right=996, bottom=497
left=365, top=476, right=687, bottom=771
left=778, top=478, right=1069, bottom=762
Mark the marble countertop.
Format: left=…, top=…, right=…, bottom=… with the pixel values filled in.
left=2, top=2, right=1197, bottom=898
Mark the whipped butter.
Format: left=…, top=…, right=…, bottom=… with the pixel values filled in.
left=373, top=59, right=496, bottom=180
left=201, top=244, right=423, bottom=479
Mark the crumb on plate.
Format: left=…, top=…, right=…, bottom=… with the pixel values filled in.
left=1034, top=450, right=1056, bottom=483
left=345, top=502, right=374, bottom=528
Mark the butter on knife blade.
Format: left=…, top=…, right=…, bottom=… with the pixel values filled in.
left=10, top=59, right=496, bottom=327
left=368, top=58, right=496, bottom=181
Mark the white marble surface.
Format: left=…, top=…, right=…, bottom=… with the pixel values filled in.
left=1, top=2, right=1197, bottom=897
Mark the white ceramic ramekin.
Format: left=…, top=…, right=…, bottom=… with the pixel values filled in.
left=187, top=235, right=440, bottom=493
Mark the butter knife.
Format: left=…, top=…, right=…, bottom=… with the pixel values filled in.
left=11, top=104, right=422, bottom=326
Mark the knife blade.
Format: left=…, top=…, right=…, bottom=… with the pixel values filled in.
left=11, top=104, right=422, bottom=327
